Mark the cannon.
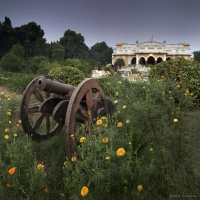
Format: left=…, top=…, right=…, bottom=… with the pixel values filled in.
left=20, top=76, right=115, bottom=159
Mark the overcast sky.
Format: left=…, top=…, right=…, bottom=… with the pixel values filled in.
left=1, top=0, right=200, bottom=52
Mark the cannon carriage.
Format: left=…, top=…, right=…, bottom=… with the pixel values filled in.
left=20, top=76, right=115, bottom=159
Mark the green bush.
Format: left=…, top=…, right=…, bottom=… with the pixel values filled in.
left=0, top=53, right=22, bottom=72
left=10, top=43, right=25, bottom=59
left=149, top=57, right=200, bottom=105
left=48, top=65, right=85, bottom=86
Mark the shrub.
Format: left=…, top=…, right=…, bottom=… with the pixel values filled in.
left=0, top=53, right=22, bottom=72
left=10, top=43, right=25, bottom=59
left=48, top=65, right=85, bottom=86
left=149, top=57, right=200, bottom=105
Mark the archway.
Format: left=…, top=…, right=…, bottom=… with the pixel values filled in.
left=139, top=57, right=146, bottom=65
left=157, top=57, right=163, bottom=64
left=166, top=57, right=171, bottom=61
left=147, top=56, right=155, bottom=65
left=131, top=57, right=136, bottom=65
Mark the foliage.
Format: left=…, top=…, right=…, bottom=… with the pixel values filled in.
left=63, top=74, right=199, bottom=199
left=149, top=57, right=200, bottom=105
left=0, top=72, right=37, bottom=93
left=115, top=58, right=125, bottom=67
left=48, top=65, right=85, bottom=86
left=51, top=48, right=65, bottom=63
left=0, top=52, right=22, bottom=72
left=193, top=51, right=200, bottom=62
left=62, top=58, right=93, bottom=76
left=60, top=29, right=89, bottom=60
left=0, top=73, right=200, bottom=199
left=15, top=22, right=46, bottom=58
left=10, top=43, right=25, bottom=59
left=89, top=42, right=113, bottom=65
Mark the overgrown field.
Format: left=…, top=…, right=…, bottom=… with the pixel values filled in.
left=0, top=70, right=200, bottom=199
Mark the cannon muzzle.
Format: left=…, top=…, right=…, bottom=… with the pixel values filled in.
left=37, top=76, right=75, bottom=95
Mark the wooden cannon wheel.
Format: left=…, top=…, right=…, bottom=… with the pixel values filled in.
left=20, top=76, right=64, bottom=141
left=65, top=79, right=108, bottom=160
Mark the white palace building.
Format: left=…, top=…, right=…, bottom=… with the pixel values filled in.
left=112, top=39, right=192, bottom=66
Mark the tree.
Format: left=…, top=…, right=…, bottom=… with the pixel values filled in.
left=51, top=48, right=65, bottom=62
left=193, top=51, right=200, bottom=62
left=115, top=58, right=125, bottom=67
left=0, top=17, right=18, bottom=59
left=89, top=42, right=113, bottom=65
left=60, top=29, right=89, bottom=59
left=15, top=22, right=46, bottom=57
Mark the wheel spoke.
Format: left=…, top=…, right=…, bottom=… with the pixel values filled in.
left=28, top=106, right=39, bottom=113
left=45, top=115, right=50, bottom=134
left=33, top=89, right=44, bottom=102
left=33, top=114, right=44, bottom=131
left=78, top=104, right=89, bottom=120
left=86, top=89, right=93, bottom=113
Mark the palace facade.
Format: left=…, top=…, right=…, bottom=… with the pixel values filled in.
left=112, top=40, right=191, bottom=66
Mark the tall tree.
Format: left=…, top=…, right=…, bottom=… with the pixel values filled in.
left=193, top=51, right=200, bottom=62
left=60, top=29, right=89, bottom=59
left=0, top=17, right=17, bottom=59
left=15, top=22, right=46, bottom=57
left=89, top=42, right=113, bottom=65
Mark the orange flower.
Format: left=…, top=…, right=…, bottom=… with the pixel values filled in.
left=6, top=183, right=11, bottom=187
left=8, top=167, right=16, bottom=175
left=44, top=188, right=48, bottom=194
left=116, top=148, right=125, bottom=156
left=81, top=186, right=89, bottom=196
left=37, top=164, right=44, bottom=170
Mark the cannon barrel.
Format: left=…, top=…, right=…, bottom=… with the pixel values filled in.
left=37, top=76, right=76, bottom=95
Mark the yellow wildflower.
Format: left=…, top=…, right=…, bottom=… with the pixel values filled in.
left=18, top=120, right=22, bottom=123
left=80, top=137, right=86, bottom=143
left=9, top=121, right=12, bottom=124
left=128, top=142, right=132, bottom=145
left=115, top=91, right=119, bottom=96
left=122, top=105, right=127, bottom=109
left=96, top=119, right=103, bottom=125
left=118, top=81, right=122, bottom=84
left=5, top=135, right=9, bottom=139
left=7, top=111, right=11, bottom=116
left=126, top=119, right=130, bottom=124
left=81, top=186, right=89, bottom=196
left=14, top=133, right=17, bottom=137
left=71, top=156, right=76, bottom=162
left=8, top=98, right=11, bottom=101
left=102, top=137, right=109, bottom=143
left=149, top=148, right=153, bottom=152
left=173, top=118, right=178, bottom=123
left=114, top=100, right=118, bottom=104
left=137, top=184, right=143, bottom=192
left=105, top=156, right=110, bottom=160
left=116, top=148, right=125, bottom=156
left=101, top=116, right=107, bottom=120
left=117, top=122, right=123, bottom=127
left=5, top=128, right=9, bottom=132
